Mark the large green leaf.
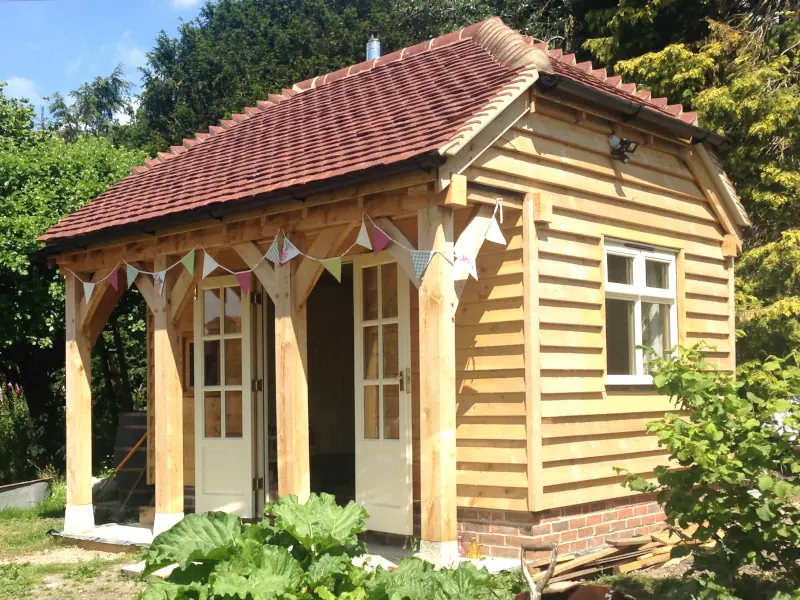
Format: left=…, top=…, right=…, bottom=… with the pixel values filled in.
left=144, top=512, right=244, bottom=575
left=267, top=493, right=368, bottom=551
left=307, top=553, right=351, bottom=589
left=210, top=545, right=304, bottom=600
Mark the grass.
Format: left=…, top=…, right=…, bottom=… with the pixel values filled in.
left=0, top=479, right=66, bottom=557
left=0, top=558, right=131, bottom=599
left=598, top=573, right=799, bottom=600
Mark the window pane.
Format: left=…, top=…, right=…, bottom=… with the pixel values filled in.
left=607, top=254, right=634, bottom=285
left=204, top=340, right=220, bottom=386
left=204, top=289, right=221, bottom=335
left=646, top=260, right=669, bottom=289
left=383, top=384, right=400, bottom=440
left=363, top=267, right=379, bottom=321
left=224, top=287, right=242, bottom=334
left=382, top=324, right=399, bottom=378
left=381, top=263, right=398, bottom=318
left=204, top=392, right=222, bottom=438
left=606, top=299, right=635, bottom=375
left=225, top=391, right=243, bottom=438
left=224, top=338, right=242, bottom=385
left=363, top=326, right=379, bottom=379
left=642, top=302, right=671, bottom=362
left=363, top=385, right=379, bottom=439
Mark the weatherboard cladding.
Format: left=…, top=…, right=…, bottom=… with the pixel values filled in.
left=40, top=17, right=704, bottom=245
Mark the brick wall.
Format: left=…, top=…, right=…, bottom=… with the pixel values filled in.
left=457, top=495, right=666, bottom=559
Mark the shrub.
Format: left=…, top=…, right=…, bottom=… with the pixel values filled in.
left=0, top=383, right=46, bottom=484
left=619, top=345, right=800, bottom=599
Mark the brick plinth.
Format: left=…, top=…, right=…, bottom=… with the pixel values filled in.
left=457, top=495, right=666, bottom=559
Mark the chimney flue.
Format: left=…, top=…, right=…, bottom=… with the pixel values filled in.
left=366, top=30, right=381, bottom=60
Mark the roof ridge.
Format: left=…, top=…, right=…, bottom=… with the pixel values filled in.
left=129, top=18, right=552, bottom=177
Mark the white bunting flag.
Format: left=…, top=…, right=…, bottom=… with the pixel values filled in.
left=202, top=252, right=219, bottom=279
left=82, top=281, right=96, bottom=304
left=411, top=250, right=435, bottom=280
left=454, top=249, right=478, bottom=281
left=485, top=217, right=506, bottom=245
left=280, top=238, right=301, bottom=265
left=265, top=239, right=281, bottom=265
left=355, top=219, right=372, bottom=250
left=126, top=264, right=138, bottom=289
left=153, top=270, right=166, bottom=296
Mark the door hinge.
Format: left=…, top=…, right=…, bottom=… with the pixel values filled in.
left=251, top=378, right=263, bottom=392
left=252, top=477, right=264, bottom=491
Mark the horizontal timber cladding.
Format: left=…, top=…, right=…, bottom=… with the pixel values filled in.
left=465, top=96, right=736, bottom=512
left=455, top=214, right=530, bottom=511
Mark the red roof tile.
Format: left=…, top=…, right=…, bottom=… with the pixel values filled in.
left=39, top=18, right=709, bottom=245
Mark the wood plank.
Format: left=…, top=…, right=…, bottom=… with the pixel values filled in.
left=684, top=295, right=730, bottom=317
left=457, top=422, right=527, bottom=440
left=532, top=547, right=621, bottom=582
left=538, top=254, right=602, bottom=282
left=542, top=416, right=657, bottom=439
left=540, top=476, right=654, bottom=510
left=463, top=274, right=524, bottom=302
left=456, top=395, right=527, bottom=417
left=294, top=224, right=353, bottom=308
left=275, top=259, right=310, bottom=501
left=457, top=373, right=526, bottom=395
left=456, top=484, right=529, bottom=511
left=540, top=302, right=603, bottom=328
left=234, top=241, right=278, bottom=302
left=476, top=252, right=524, bottom=278
left=538, top=325, right=604, bottom=349
left=169, top=267, right=197, bottom=323
left=456, top=347, right=525, bottom=371
left=727, top=257, right=736, bottom=369
left=543, top=453, right=669, bottom=486
left=684, top=255, right=729, bottom=280
left=457, top=466, right=527, bottom=488
left=543, top=433, right=661, bottom=462
left=684, top=150, right=739, bottom=239
left=153, top=256, right=184, bottom=518
left=541, top=395, right=676, bottom=418
left=540, top=372, right=606, bottom=395
left=445, top=173, right=467, bottom=206
left=537, top=228, right=602, bottom=261
left=456, top=444, right=527, bottom=464
left=684, top=275, right=729, bottom=298
left=540, top=349, right=605, bottom=371
left=418, top=202, right=458, bottom=544
left=457, top=298, right=524, bottom=325
left=539, top=278, right=603, bottom=305
left=64, top=272, right=94, bottom=531
left=686, top=316, right=730, bottom=336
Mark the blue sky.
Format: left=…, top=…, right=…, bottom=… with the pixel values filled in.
left=0, top=0, right=205, bottom=111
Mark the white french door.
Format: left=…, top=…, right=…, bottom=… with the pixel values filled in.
left=353, top=258, right=413, bottom=535
left=194, top=275, right=255, bottom=518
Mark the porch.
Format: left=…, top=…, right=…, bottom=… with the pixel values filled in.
left=59, top=177, right=532, bottom=565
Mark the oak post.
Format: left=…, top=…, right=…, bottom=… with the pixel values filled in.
left=64, top=272, right=95, bottom=533
left=417, top=200, right=458, bottom=565
left=274, top=259, right=311, bottom=501
left=152, top=256, right=184, bottom=534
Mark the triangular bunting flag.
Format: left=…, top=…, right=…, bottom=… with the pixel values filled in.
left=108, top=268, right=119, bottom=291
left=82, top=281, right=96, bottom=304
left=355, top=220, right=372, bottom=250
left=181, top=250, right=195, bottom=276
left=153, top=270, right=167, bottom=296
left=202, top=252, right=219, bottom=279
left=265, top=239, right=281, bottom=265
left=125, top=264, right=138, bottom=289
left=280, top=238, right=301, bottom=265
left=454, top=249, right=478, bottom=281
left=372, top=226, right=391, bottom=254
left=485, top=217, right=506, bottom=245
left=320, top=258, right=342, bottom=282
left=235, top=272, right=251, bottom=296
left=411, top=250, right=435, bottom=280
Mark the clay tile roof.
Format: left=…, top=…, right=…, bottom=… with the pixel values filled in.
left=40, top=17, right=733, bottom=245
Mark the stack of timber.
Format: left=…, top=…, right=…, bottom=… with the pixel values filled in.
left=527, top=526, right=705, bottom=586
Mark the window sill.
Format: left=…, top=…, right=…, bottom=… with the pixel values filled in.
left=606, top=375, right=653, bottom=387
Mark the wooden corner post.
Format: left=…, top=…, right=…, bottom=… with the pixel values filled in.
left=275, top=258, right=311, bottom=501
left=152, top=256, right=184, bottom=535
left=64, top=272, right=95, bottom=533
left=417, top=201, right=458, bottom=565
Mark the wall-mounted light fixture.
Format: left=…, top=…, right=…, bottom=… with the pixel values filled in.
left=608, top=134, right=639, bottom=163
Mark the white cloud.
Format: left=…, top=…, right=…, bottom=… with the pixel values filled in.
left=115, top=32, right=148, bottom=84
left=3, top=76, right=43, bottom=107
left=171, top=0, right=202, bottom=8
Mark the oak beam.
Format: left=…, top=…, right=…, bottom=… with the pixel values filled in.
left=373, top=217, right=420, bottom=288
left=293, top=224, right=353, bottom=309
left=152, top=256, right=184, bottom=534
left=64, top=272, right=94, bottom=533
left=169, top=267, right=198, bottom=323
left=234, top=242, right=279, bottom=302
left=416, top=202, right=458, bottom=565
left=274, top=260, right=310, bottom=501
left=444, top=173, right=467, bottom=206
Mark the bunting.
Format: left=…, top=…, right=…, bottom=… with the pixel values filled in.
left=82, top=281, right=96, bottom=304
left=355, top=220, right=372, bottom=250
left=411, top=250, right=435, bottom=280
left=108, top=268, right=120, bottom=292
left=485, top=218, right=506, bottom=245
left=235, top=272, right=251, bottom=296
left=202, top=252, right=219, bottom=279
left=181, top=250, right=195, bottom=276
left=372, top=226, right=391, bottom=254
left=454, top=249, right=478, bottom=281
left=321, top=257, right=342, bottom=282
left=153, top=270, right=166, bottom=296
left=280, top=238, right=301, bottom=265
left=265, top=239, right=281, bottom=265
left=126, top=264, right=138, bottom=289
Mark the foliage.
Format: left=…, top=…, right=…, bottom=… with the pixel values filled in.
left=142, top=493, right=524, bottom=600
left=599, top=573, right=800, bottom=600
left=618, top=346, right=800, bottom=598
left=0, top=383, right=44, bottom=484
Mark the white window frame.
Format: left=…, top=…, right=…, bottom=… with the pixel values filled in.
left=605, top=240, right=678, bottom=385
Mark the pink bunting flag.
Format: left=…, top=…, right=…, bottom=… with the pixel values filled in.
left=108, top=268, right=119, bottom=291
left=153, top=270, right=166, bottom=296
left=371, top=226, right=391, bottom=254
left=280, top=238, right=301, bottom=265
left=235, top=272, right=251, bottom=296
left=454, top=249, right=478, bottom=281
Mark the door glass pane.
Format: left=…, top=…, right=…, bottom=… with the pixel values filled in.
left=363, top=266, right=379, bottom=321
left=383, top=384, right=400, bottom=440
left=363, top=385, right=379, bottom=439
left=224, top=287, right=242, bottom=333
left=225, top=391, right=243, bottom=438
left=204, top=340, right=220, bottom=385
left=642, top=302, right=671, bottom=362
left=381, top=263, right=398, bottom=318
left=204, top=289, right=221, bottom=335
left=363, top=326, right=379, bottom=379
left=204, top=392, right=222, bottom=438
left=382, top=324, right=399, bottom=378
left=607, top=254, right=634, bottom=285
left=224, top=338, right=242, bottom=385
left=606, top=299, right=635, bottom=375
left=646, top=260, right=669, bottom=289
